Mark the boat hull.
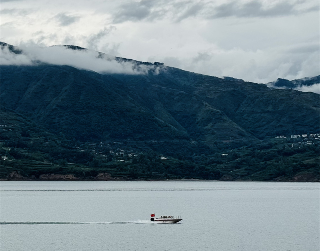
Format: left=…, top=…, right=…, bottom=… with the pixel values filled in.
left=153, top=219, right=182, bottom=224
left=150, top=214, right=182, bottom=224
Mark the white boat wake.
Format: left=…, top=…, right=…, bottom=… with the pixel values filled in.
left=0, top=220, right=161, bottom=225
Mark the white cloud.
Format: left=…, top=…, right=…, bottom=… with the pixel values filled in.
left=0, top=46, right=32, bottom=65
left=0, top=44, right=158, bottom=74
left=296, top=84, right=320, bottom=94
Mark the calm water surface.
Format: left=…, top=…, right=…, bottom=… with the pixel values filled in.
left=0, top=181, right=319, bottom=251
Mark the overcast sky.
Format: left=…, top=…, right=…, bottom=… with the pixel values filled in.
left=0, top=0, right=319, bottom=83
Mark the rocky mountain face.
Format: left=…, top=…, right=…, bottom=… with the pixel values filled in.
left=0, top=42, right=319, bottom=153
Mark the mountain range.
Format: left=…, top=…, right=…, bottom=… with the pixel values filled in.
left=0, top=42, right=319, bottom=181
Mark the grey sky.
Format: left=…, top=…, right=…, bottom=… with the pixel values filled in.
left=54, top=13, right=80, bottom=26
left=0, top=0, right=319, bottom=83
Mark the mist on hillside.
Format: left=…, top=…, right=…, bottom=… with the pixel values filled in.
left=0, top=43, right=158, bottom=75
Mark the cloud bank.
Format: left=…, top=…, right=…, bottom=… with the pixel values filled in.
left=0, top=44, right=156, bottom=75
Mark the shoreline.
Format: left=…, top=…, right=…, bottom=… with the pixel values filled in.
left=1, top=171, right=318, bottom=182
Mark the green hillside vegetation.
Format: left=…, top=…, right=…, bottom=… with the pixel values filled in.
left=1, top=108, right=319, bottom=181
left=1, top=65, right=319, bottom=146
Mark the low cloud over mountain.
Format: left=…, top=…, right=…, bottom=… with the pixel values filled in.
left=0, top=42, right=160, bottom=75
left=268, top=76, right=320, bottom=94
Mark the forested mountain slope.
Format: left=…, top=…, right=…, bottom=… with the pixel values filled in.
left=0, top=42, right=319, bottom=181
left=1, top=63, right=319, bottom=149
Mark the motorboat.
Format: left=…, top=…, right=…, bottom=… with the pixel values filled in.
left=150, top=214, right=182, bottom=224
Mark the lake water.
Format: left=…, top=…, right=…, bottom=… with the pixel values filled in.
left=0, top=181, right=319, bottom=251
